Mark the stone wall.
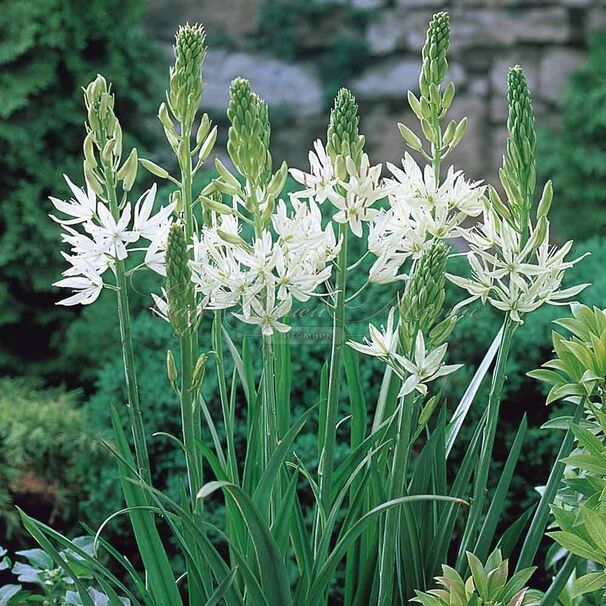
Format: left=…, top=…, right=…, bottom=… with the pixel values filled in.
left=146, top=0, right=606, bottom=180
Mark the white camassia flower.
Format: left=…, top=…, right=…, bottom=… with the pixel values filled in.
left=132, top=184, right=176, bottom=241
left=367, top=153, right=485, bottom=284
left=189, top=195, right=338, bottom=335
left=84, top=203, right=137, bottom=261
left=53, top=271, right=103, bottom=306
left=291, top=140, right=383, bottom=237
left=448, top=207, right=589, bottom=322
left=290, top=139, right=336, bottom=204
left=49, top=176, right=97, bottom=225
left=327, top=154, right=383, bottom=237
left=347, top=308, right=398, bottom=359
left=396, top=331, right=462, bottom=397
left=233, top=289, right=292, bottom=337
left=51, top=179, right=174, bottom=305
left=348, top=315, right=461, bottom=396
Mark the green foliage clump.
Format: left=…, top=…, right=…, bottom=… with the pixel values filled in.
left=412, top=549, right=538, bottom=606
left=0, top=0, right=164, bottom=376
left=540, top=31, right=606, bottom=241
left=0, top=378, right=108, bottom=538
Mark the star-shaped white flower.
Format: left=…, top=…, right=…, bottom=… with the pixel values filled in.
left=233, top=289, right=292, bottom=336
left=396, top=331, right=462, bottom=397
left=49, top=176, right=97, bottom=226
left=54, top=270, right=103, bottom=306
left=85, top=203, right=138, bottom=261
left=347, top=308, right=399, bottom=359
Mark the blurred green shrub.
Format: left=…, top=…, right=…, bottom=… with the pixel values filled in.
left=0, top=378, right=108, bottom=540
left=540, top=30, right=606, bottom=241
left=0, top=0, right=164, bottom=377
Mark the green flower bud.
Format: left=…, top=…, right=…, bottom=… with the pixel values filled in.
left=140, top=158, right=170, bottom=180
left=407, top=91, right=423, bottom=120
left=428, top=315, right=457, bottom=348
left=83, top=162, right=104, bottom=196
left=196, top=113, right=211, bottom=147
left=166, top=349, right=178, bottom=384
left=83, top=133, right=97, bottom=169
left=214, top=158, right=242, bottom=192
left=83, top=75, right=120, bottom=153
left=192, top=353, right=208, bottom=390
left=169, top=23, right=206, bottom=127
left=537, top=180, right=553, bottom=219
left=419, top=12, right=450, bottom=98
left=198, top=125, right=217, bottom=163
left=227, top=78, right=272, bottom=185
left=399, top=240, right=450, bottom=354
left=267, top=161, right=288, bottom=198
left=166, top=222, right=195, bottom=334
left=117, top=148, right=138, bottom=192
left=398, top=122, right=423, bottom=151
left=507, top=66, right=536, bottom=167
left=501, top=65, right=537, bottom=236
left=326, top=88, right=364, bottom=165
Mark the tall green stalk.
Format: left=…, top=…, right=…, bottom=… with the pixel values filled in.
left=178, top=122, right=202, bottom=506
left=319, top=222, right=349, bottom=511
left=457, top=316, right=516, bottom=565
left=103, top=164, right=152, bottom=486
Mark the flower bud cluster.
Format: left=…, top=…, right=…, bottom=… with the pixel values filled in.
left=83, top=75, right=139, bottom=194
left=499, top=66, right=537, bottom=235
left=326, top=88, right=365, bottom=168
left=166, top=222, right=197, bottom=333
left=227, top=78, right=272, bottom=187
left=169, top=23, right=206, bottom=127
left=398, top=241, right=455, bottom=355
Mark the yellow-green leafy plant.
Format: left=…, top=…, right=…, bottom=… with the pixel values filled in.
left=8, top=13, right=595, bottom=606
left=412, top=550, right=538, bottom=606
left=527, top=305, right=606, bottom=604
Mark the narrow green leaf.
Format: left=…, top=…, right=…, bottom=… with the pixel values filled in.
left=198, top=481, right=292, bottom=605
left=474, top=415, right=527, bottom=561
left=109, top=408, right=183, bottom=606
left=254, top=407, right=314, bottom=519
left=446, top=329, right=502, bottom=456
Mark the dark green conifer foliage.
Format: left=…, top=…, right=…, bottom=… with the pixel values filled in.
left=0, top=0, right=163, bottom=375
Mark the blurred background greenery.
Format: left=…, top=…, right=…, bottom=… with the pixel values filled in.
left=1, top=0, right=606, bottom=586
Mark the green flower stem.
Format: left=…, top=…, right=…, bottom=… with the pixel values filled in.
left=179, top=328, right=200, bottom=501
left=516, top=398, right=585, bottom=572
left=457, top=316, right=516, bottom=567
left=178, top=123, right=202, bottom=505
left=319, top=222, right=349, bottom=512
left=177, top=123, right=210, bottom=605
left=103, top=163, right=151, bottom=486
left=541, top=554, right=578, bottom=606
left=432, top=117, right=442, bottom=184
left=378, top=393, right=416, bottom=605
left=262, top=332, right=282, bottom=518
